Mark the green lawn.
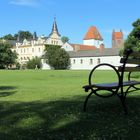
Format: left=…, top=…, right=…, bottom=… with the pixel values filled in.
left=0, top=70, right=140, bottom=140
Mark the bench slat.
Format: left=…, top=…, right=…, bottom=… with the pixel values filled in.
left=120, top=58, right=140, bottom=65
left=118, top=66, right=140, bottom=72
left=83, top=80, right=140, bottom=90
left=130, top=51, right=140, bottom=58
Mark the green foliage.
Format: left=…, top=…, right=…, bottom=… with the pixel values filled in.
left=1, top=34, right=15, bottom=40
left=15, top=30, right=33, bottom=41
left=0, top=42, right=17, bottom=69
left=124, top=18, right=140, bottom=51
left=26, top=57, right=42, bottom=69
left=44, top=44, right=70, bottom=69
left=1, top=30, right=33, bottom=41
left=61, top=36, right=69, bottom=43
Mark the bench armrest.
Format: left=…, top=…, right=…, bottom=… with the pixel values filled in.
left=88, top=63, right=121, bottom=86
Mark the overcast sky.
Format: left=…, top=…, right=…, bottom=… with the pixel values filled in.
left=0, top=0, right=140, bottom=47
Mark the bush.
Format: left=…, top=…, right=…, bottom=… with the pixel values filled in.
left=27, top=57, right=42, bottom=69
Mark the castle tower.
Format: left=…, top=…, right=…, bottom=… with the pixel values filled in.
left=47, top=17, right=63, bottom=45
left=83, top=26, right=103, bottom=48
left=112, top=30, right=124, bottom=48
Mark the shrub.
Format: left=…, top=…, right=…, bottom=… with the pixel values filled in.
left=27, top=57, right=42, bottom=69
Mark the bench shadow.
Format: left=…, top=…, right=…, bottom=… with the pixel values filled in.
left=0, top=95, right=139, bottom=140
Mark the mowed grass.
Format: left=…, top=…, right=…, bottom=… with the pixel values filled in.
left=0, top=70, right=140, bottom=140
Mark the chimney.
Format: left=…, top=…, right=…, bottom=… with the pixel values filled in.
left=99, top=44, right=104, bottom=54
left=74, top=45, right=80, bottom=51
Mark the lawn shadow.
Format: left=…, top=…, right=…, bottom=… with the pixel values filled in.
left=0, top=95, right=140, bottom=140
left=0, top=86, right=17, bottom=97
left=0, top=86, right=17, bottom=91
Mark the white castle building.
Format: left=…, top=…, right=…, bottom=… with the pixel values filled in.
left=12, top=19, right=124, bottom=70
left=12, top=18, right=63, bottom=69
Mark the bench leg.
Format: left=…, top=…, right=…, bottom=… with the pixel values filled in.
left=118, top=94, right=128, bottom=115
left=83, top=91, right=94, bottom=112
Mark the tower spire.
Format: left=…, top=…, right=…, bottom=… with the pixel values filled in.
left=49, top=17, right=61, bottom=37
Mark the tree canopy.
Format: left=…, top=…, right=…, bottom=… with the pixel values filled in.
left=26, top=57, right=42, bottom=69
left=0, top=30, right=33, bottom=41
left=44, top=45, right=70, bottom=70
left=124, top=18, right=140, bottom=51
left=0, top=42, right=17, bottom=69
left=61, top=36, right=69, bottom=43
left=1, top=34, right=15, bottom=40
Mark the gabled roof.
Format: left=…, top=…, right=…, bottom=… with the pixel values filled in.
left=70, top=43, right=96, bottom=51
left=112, top=31, right=123, bottom=40
left=83, top=26, right=103, bottom=40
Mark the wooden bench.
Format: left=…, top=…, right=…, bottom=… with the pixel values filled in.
left=83, top=49, right=140, bottom=114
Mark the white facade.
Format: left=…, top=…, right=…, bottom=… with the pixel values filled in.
left=70, top=56, right=121, bottom=70
left=83, top=39, right=103, bottom=48
left=62, top=42, right=74, bottom=51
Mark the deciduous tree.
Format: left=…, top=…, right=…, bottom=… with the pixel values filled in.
left=124, top=18, right=140, bottom=51
left=44, top=45, right=70, bottom=69
left=0, top=42, right=17, bottom=69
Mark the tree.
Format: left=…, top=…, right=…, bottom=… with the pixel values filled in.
left=61, top=36, right=69, bottom=43
left=0, top=31, right=33, bottom=41
left=26, top=57, right=42, bottom=69
left=1, top=34, right=15, bottom=40
left=14, top=30, right=33, bottom=41
left=44, top=45, right=70, bottom=70
left=0, top=42, right=17, bottom=69
left=124, top=18, right=140, bottom=51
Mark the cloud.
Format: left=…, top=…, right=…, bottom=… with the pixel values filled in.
left=9, top=0, right=40, bottom=7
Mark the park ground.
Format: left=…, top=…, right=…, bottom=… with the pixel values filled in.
left=0, top=70, right=140, bottom=140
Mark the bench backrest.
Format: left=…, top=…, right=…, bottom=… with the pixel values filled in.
left=118, top=49, right=140, bottom=72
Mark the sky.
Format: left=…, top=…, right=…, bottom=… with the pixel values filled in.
left=0, top=0, right=140, bottom=48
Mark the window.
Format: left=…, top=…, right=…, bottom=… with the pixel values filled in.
left=80, top=59, right=83, bottom=64
left=32, top=48, right=34, bottom=52
left=97, top=58, right=101, bottom=64
left=73, top=59, right=76, bottom=64
left=39, top=48, right=40, bottom=52
left=90, top=59, right=93, bottom=65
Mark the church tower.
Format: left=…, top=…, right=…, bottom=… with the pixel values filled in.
left=112, top=30, right=124, bottom=48
left=47, top=17, right=63, bottom=45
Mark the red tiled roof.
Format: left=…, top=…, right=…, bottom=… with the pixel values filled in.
left=70, top=44, right=96, bottom=51
left=83, top=26, right=103, bottom=40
